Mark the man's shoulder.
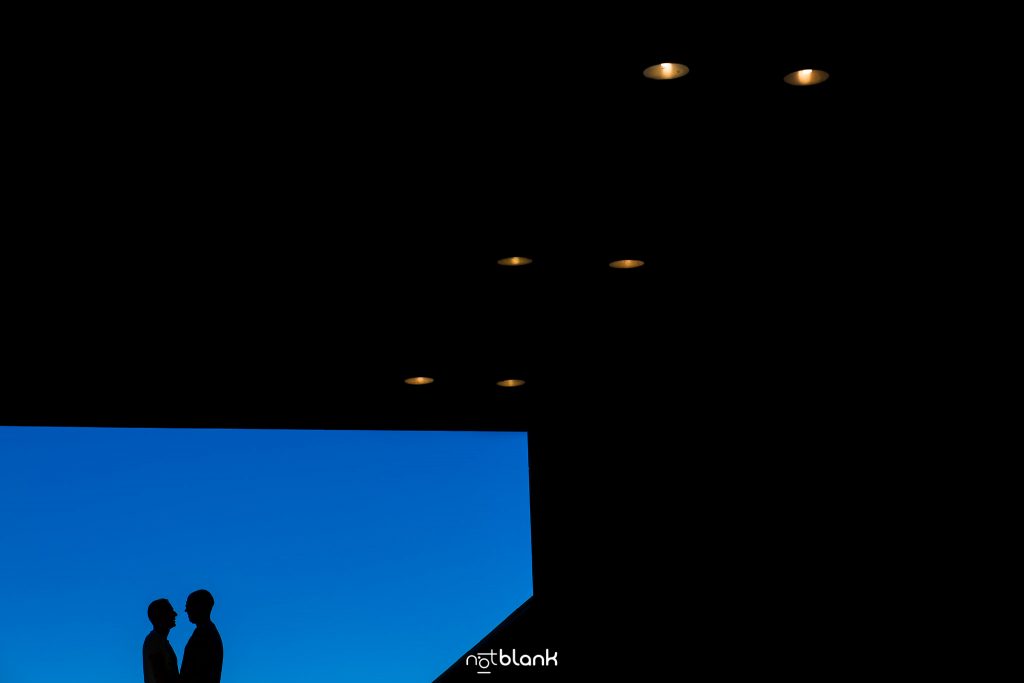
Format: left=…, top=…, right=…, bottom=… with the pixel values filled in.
left=142, top=631, right=165, bottom=653
left=188, top=623, right=223, bottom=654
left=187, top=622, right=222, bottom=645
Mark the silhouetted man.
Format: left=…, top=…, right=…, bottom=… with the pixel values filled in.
left=180, top=589, right=223, bottom=683
left=143, top=598, right=179, bottom=683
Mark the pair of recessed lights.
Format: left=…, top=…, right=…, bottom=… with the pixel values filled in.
left=643, top=62, right=830, bottom=86
left=404, top=377, right=526, bottom=387
left=498, top=257, right=645, bottom=269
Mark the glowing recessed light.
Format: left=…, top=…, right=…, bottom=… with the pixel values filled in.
left=643, top=61, right=692, bottom=79
left=643, top=62, right=689, bottom=80
left=609, top=259, right=645, bottom=269
left=496, top=379, right=526, bottom=388
left=784, top=68, right=829, bottom=86
left=404, top=376, right=434, bottom=385
left=497, top=256, right=533, bottom=266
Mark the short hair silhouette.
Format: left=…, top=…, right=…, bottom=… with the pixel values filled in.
left=148, top=598, right=174, bottom=626
left=185, top=590, right=215, bottom=619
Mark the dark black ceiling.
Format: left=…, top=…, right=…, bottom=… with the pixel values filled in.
left=3, top=11, right=886, bottom=431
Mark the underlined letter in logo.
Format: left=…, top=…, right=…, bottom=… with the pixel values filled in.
left=466, top=649, right=558, bottom=674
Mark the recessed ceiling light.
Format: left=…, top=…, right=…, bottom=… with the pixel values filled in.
left=497, top=257, right=533, bottom=266
left=404, top=376, right=434, bottom=385
left=784, top=68, right=829, bottom=86
left=609, top=259, right=645, bottom=269
left=496, top=379, right=526, bottom=388
left=643, top=62, right=689, bottom=80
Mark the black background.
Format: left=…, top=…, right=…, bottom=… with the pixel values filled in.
left=2, top=9, right=926, bottom=680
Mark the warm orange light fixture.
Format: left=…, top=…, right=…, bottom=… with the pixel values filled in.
left=643, top=62, right=689, bottom=80
left=497, top=379, right=526, bottom=388
left=497, top=256, right=532, bottom=266
left=609, top=259, right=645, bottom=269
left=784, top=68, right=829, bottom=86
left=404, top=376, right=434, bottom=385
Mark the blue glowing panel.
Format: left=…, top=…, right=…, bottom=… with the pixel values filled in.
left=0, top=427, right=532, bottom=682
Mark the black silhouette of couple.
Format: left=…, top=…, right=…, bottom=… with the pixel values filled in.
left=144, top=589, right=223, bottom=683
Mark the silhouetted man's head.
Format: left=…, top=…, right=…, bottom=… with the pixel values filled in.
left=185, top=589, right=215, bottom=624
left=148, top=598, right=177, bottom=633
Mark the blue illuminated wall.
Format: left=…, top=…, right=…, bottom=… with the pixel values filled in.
left=0, top=427, right=532, bottom=682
